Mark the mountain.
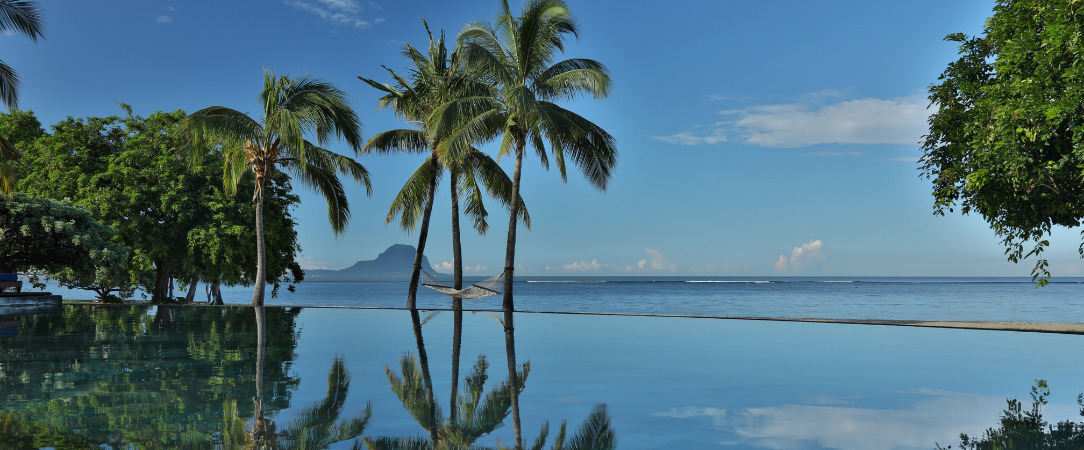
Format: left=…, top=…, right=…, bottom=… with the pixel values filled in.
left=305, top=244, right=446, bottom=281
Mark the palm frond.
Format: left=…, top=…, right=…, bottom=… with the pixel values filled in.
left=562, top=405, right=615, bottom=450
left=263, top=70, right=364, bottom=154
left=0, top=59, right=19, bottom=111
left=469, top=150, right=531, bottom=229
left=387, top=354, right=443, bottom=431
left=537, top=102, right=616, bottom=190
left=364, top=128, right=430, bottom=155
left=535, top=59, right=611, bottom=101
left=386, top=156, right=441, bottom=230
left=284, top=143, right=371, bottom=234
left=0, top=0, right=43, bottom=41
left=530, top=421, right=550, bottom=450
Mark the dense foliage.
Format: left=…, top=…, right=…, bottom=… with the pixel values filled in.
left=6, top=108, right=302, bottom=301
left=0, top=193, right=131, bottom=300
left=183, top=70, right=370, bottom=305
left=921, top=0, right=1084, bottom=284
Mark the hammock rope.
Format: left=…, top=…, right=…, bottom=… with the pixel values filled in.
left=421, top=268, right=504, bottom=299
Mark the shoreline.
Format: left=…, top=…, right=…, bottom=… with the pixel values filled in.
left=58, top=300, right=1084, bottom=334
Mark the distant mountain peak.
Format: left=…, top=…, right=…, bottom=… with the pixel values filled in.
left=307, top=244, right=445, bottom=281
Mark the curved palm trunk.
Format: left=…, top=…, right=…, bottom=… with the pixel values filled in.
left=252, top=178, right=267, bottom=306
left=502, top=141, right=525, bottom=448
left=410, top=307, right=440, bottom=447
left=449, top=169, right=464, bottom=422
left=407, top=155, right=440, bottom=309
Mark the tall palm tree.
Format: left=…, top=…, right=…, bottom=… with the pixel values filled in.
left=432, top=1, right=617, bottom=446
left=183, top=70, right=371, bottom=306
left=360, top=21, right=528, bottom=311
left=0, top=0, right=44, bottom=196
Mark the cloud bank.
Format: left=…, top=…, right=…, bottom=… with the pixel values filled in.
left=652, top=94, right=931, bottom=149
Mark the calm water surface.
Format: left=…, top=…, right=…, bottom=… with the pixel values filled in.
left=2, top=304, right=1083, bottom=449
left=200, top=277, right=1084, bottom=323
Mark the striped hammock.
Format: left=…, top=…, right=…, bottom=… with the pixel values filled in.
left=421, top=269, right=504, bottom=300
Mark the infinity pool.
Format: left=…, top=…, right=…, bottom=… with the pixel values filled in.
left=2, top=304, right=1082, bottom=449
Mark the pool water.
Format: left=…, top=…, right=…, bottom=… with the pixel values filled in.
left=2, top=304, right=1083, bottom=449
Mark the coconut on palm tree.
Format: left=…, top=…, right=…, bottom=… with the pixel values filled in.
left=431, top=1, right=617, bottom=445
left=183, top=70, right=371, bottom=306
left=0, top=0, right=44, bottom=196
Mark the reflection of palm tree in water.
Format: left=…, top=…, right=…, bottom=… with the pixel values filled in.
left=222, top=306, right=372, bottom=449
left=370, top=308, right=615, bottom=449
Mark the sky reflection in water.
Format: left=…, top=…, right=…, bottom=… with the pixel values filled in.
left=2, top=305, right=1083, bottom=449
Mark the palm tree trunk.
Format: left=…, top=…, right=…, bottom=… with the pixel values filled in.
left=252, top=177, right=267, bottom=306
left=407, top=155, right=440, bottom=309
left=410, top=307, right=440, bottom=447
left=503, top=140, right=525, bottom=448
left=449, top=168, right=463, bottom=423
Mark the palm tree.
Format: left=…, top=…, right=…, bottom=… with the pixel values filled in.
left=360, top=21, right=528, bottom=311
left=0, top=0, right=41, bottom=112
left=432, top=1, right=617, bottom=445
left=0, top=0, right=44, bottom=196
left=183, top=70, right=371, bottom=306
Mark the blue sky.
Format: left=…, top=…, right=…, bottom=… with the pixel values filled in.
left=11, top=0, right=1079, bottom=277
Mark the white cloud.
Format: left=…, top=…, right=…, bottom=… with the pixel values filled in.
left=655, top=390, right=1082, bottom=450
left=650, top=128, right=728, bottom=146
left=564, top=259, right=603, bottom=271
left=433, top=261, right=487, bottom=273
left=655, top=94, right=931, bottom=149
left=285, top=0, right=378, bottom=28
left=773, top=255, right=788, bottom=273
left=156, top=6, right=175, bottom=23
left=735, top=95, right=930, bottom=148
left=775, top=240, right=826, bottom=273
left=800, top=151, right=864, bottom=157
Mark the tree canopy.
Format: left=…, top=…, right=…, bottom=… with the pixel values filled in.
left=0, top=193, right=131, bottom=300
left=921, top=0, right=1084, bottom=284
left=7, top=108, right=303, bottom=301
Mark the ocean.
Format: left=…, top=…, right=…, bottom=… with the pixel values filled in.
left=197, top=276, right=1084, bottom=323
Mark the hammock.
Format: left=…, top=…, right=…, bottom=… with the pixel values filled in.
left=421, top=269, right=504, bottom=299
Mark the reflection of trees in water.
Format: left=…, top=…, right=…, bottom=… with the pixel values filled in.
left=937, top=380, right=1084, bottom=449
left=369, top=308, right=615, bottom=449
left=218, top=307, right=372, bottom=449
left=0, top=305, right=303, bottom=448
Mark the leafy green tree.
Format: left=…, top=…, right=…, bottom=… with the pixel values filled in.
left=182, top=171, right=303, bottom=304
left=11, top=108, right=304, bottom=302
left=16, top=109, right=203, bottom=300
left=921, top=0, right=1084, bottom=285
left=0, top=109, right=43, bottom=195
left=0, top=193, right=131, bottom=300
left=434, top=1, right=618, bottom=444
left=183, top=70, right=371, bottom=306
